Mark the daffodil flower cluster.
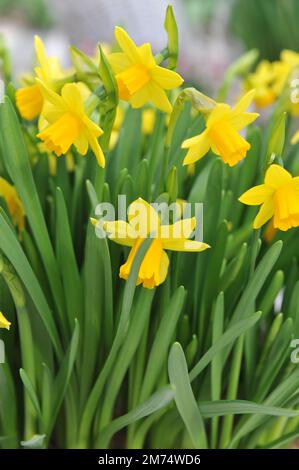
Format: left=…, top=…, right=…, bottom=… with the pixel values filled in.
left=11, top=20, right=299, bottom=292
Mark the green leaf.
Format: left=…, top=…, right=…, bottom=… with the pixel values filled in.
left=190, top=312, right=261, bottom=382
left=48, top=319, right=80, bottom=434
left=56, top=187, right=83, bottom=331
left=140, top=286, right=186, bottom=402
left=0, top=96, right=65, bottom=320
left=199, top=400, right=299, bottom=419
left=97, top=289, right=154, bottom=435
left=98, top=386, right=175, bottom=448
left=169, top=342, right=207, bottom=448
left=19, top=368, right=42, bottom=419
left=0, top=210, right=62, bottom=357
left=228, top=240, right=282, bottom=333
left=229, top=367, right=299, bottom=447
left=78, top=238, right=153, bottom=447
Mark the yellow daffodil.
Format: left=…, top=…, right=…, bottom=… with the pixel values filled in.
left=36, top=81, right=105, bottom=167
left=16, top=36, right=67, bottom=121
left=239, top=164, right=299, bottom=231
left=91, top=198, right=209, bottom=288
left=0, top=178, right=25, bottom=233
left=109, top=27, right=183, bottom=113
left=280, top=49, right=299, bottom=69
left=182, top=90, right=259, bottom=167
left=245, top=60, right=288, bottom=108
left=0, top=312, right=11, bottom=330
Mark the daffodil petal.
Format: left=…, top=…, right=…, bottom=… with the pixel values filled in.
left=74, top=132, right=89, bottom=155
left=239, top=185, right=273, bottom=205
left=151, top=65, right=183, bottom=90
left=34, top=36, right=50, bottom=77
left=36, top=78, right=65, bottom=111
left=108, top=52, right=131, bottom=74
left=0, top=311, right=11, bottom=330
left=265, top=164, right=292, bottom=189
left=231, top=89, right=256, bottom=115
left=61, top=83, right=85, bottom=114
left=139, top=43, right=156, bottom=68
left=182, top=131, right=210, bottom=165
left=87, top=133, right=105, bottom=168
left=146, top=82, right=172, bottom=113
left=229, top=112, right=259, bottom=131
left=128, top=198, right=160, bottom=237
left=207, top=103, right=231, bottom=128
left=160, top=217, right=196, bottom=240
left=130, top=87, right=150, bottom=108
left=114, top=26, right=140, bottom=64
left=292, top=176, right=299, bottom=191
left=162, top=239, right=210, bottom=252
left=104, top=220, right=135, bottom=246
left=253, top=199, right=274, bottom=229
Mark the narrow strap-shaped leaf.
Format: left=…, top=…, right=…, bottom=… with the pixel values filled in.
left=0, top=210, right=62, bottom=357
left=0, top=96, right=66, bottom=319
left=19, top=368, right=42, bottom=419
left=98, top=386, right=175, bottom=448
left=169, top=342, right=207, bottom=448
left=190, top=312, right=261, bottom=382
left=140, top=285, right=186, bottom=402
left=48, top=319, right=80, bottom=435
left=78, top=238, right=153, bottom=447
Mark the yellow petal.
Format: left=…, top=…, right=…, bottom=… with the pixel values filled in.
left=87, top=133, right=105, bottom=168
left=36, top=78, right=65, bottom=111
left=207, top=103, right=230, bottom=128
left=114, top=26, right=140, bottom=64
left=231, top=89, right=256, bottom=115
left=265, top=164, right=292, bottom=189
left=182, top=131, right=211, bottom=165
left=151, top=65, right=183, bottom=90
left=128, top=198, right=160, bottom=237
left=146, top=82, right=172, bottom=113
left=292, top=176, right=299, bottom=191
left=138, top=43, right=156, bottom=68
left=253, top=199, right=274, bottom=229
left=108, top=52, right=131, bottom=74
left=34, top=35, right=50, bottom=76
left=103, top=220, right=135, bottom=246
left=239, top=184, right=273, bottom=205
left=229, top=112, right=259, bottom=131
left=162, top=239, right=210, bottom=252
left=0, top=311, right=11, bottom=330
left=160, top=217, right=196, bottom=240
left=74, top=132, right=89, bottom=155
left=129, top=86, right=149, bottom=109
left=61, top=83, right=84, bottom=114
